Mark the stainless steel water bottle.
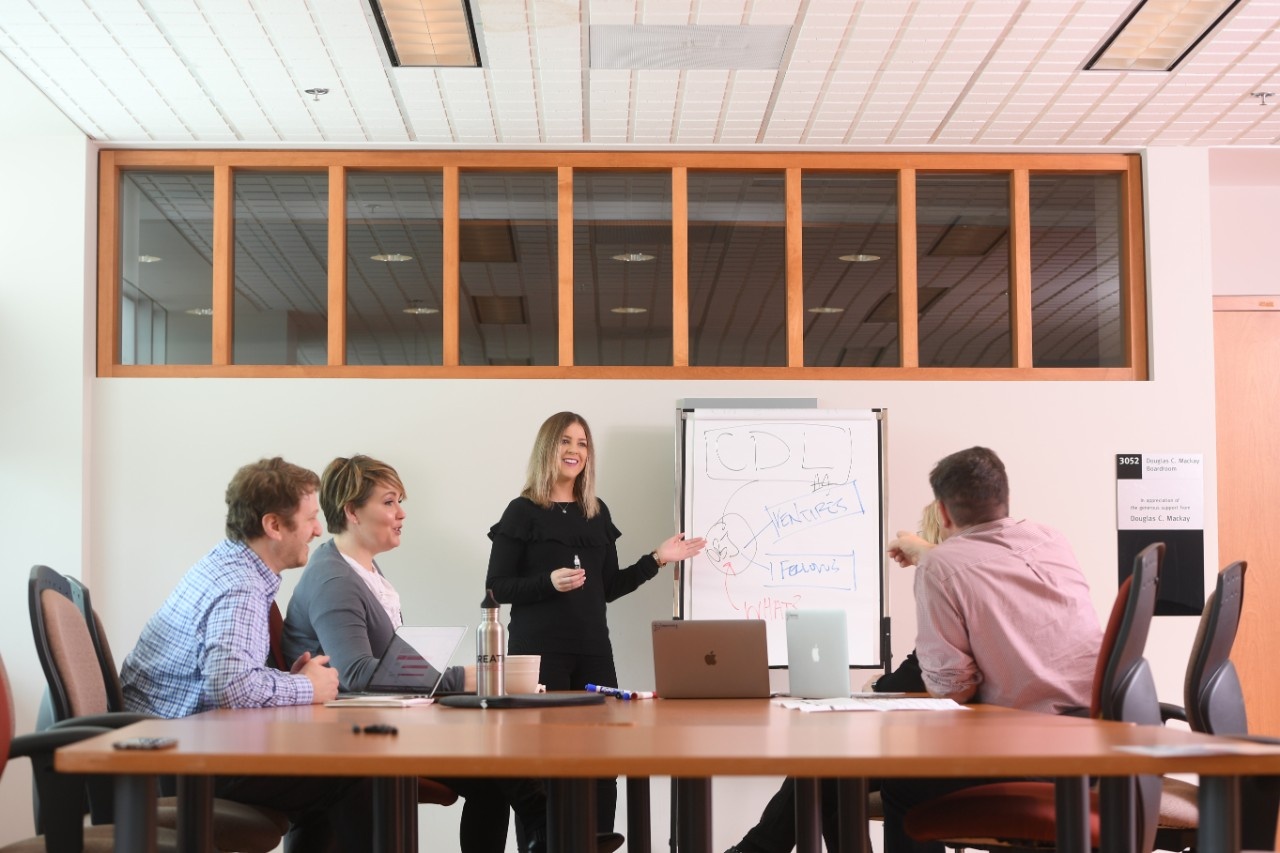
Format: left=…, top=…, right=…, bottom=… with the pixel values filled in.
left=477, top=588, right=505, bottom=696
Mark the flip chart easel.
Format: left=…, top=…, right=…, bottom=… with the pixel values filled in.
left=676, top=408, right=887, bottom=667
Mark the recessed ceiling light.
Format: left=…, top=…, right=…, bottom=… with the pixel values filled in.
left=138, top=255, right=162, bottom=263
left=611, top=306, right=648, bottom=315
left=372, top=253, right=413, bottom=262
left=185, top=308, right=214, bottom=316
left=1086, top=0, right=1243, bottom=72
left=838, top=254, right=880, bottom=263
left=402, top=302, right=439, bottom=315
left=611, top=253, right=655, bottom=262
left=807, top=306, right=844, bottom=315
left=368, top=0, right=480, bottom=67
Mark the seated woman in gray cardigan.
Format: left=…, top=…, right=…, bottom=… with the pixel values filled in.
left=280, top=454, right=451, bottom=694
left=281, top=455, right=554, bottom=853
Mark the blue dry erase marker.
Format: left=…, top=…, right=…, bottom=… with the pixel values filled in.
left=586, top=684, right=624, bottom=697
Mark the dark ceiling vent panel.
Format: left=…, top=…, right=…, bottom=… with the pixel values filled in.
left=460, top=220, right=518, bottom=263
left=865, top=288, right=948, bottom=323
left=472, top=295, right=526, bottom=325
left=928, top=219, right=1008, bottom=257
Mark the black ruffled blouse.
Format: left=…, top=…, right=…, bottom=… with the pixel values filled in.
left=486, top=496, right=660, bottom=656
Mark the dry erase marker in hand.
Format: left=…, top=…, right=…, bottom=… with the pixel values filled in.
left=574, top=554, right=581, bottom=570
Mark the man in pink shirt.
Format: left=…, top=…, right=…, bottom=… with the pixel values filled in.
left=881, top=446, right=1102, bottom=853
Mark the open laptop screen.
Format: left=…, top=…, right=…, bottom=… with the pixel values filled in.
left=357, top=626, right=466, bottom=695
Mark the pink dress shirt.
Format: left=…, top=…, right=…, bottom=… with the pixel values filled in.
left=913, top=517, right=1101, bottom=714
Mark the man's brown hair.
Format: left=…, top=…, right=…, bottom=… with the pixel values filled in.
left=224, top=457, right=320, bottom=542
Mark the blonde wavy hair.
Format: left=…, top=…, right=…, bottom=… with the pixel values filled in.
left=918, top=500, right=944, bottom=545
left=521, top=411, right=600, bottom=519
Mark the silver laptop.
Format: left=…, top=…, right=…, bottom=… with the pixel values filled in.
left=785, top=609, right=851, bottom=699
left=348, top=626, right=467, bottom=695
left=652, top=619, right=770, bottom=699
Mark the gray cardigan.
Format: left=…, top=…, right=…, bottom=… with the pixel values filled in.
left=281, top=539, right=464, bottom=693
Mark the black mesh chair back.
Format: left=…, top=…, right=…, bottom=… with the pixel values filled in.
left=1184, top=561, right=1247, bottom=736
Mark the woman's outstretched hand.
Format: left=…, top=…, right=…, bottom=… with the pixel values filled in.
left=887, top=531, right=934, bottom=568
left=656, top=532, right=706, bottom=565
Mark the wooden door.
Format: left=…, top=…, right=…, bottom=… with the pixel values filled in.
left=1214, top=298, right=1280, bottom=735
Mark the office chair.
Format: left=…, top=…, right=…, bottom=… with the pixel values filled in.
left=1153, top=561, right=1280, bottom=852
left=902, top=542, right=1165, bottom=853
left=0, top=648, right=180, bottom=852
left=1183, top=561, right=1248, bottom=737
left=28, top=565, right=287, bottom=852
left=265, top=600, right=289, bottom=671
left=1146, top=563, right=1255, bottom=852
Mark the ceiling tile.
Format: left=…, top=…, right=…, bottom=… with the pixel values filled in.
left=0, top=0, right=1276, bottom=146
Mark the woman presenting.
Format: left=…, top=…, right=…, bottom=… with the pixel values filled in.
left=486, top=412, right=705, bottom=831
left=282, top=455, right=548, bottom=853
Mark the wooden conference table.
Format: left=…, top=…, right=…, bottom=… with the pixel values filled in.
left=57, top=697, right=1280, bottom=853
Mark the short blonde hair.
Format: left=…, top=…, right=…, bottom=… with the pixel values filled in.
left=320, top=455, right=406, bottom=534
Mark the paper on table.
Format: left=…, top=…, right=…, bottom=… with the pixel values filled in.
left=325, top=695, right=435, bottom=708
left=776, top=697, right=968, bottom=713
left=1115, top=742, right=1280, bottom=757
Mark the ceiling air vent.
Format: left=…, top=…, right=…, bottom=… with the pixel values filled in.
left=589, top=25, right=791, bottom=71
left=866, top=289, right=948, bottom=323
left=928, top=219, right=1007, bottom=257
left=472, top=295, right=526, bottom=325
left=460, top=221, right=518, bottom=263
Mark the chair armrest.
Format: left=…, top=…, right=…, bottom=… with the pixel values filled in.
left=17, top=723, right=133, bottom=830
left=1159, top=702, right=1187, bottom=724
left=47, top=717, right=159, bottom=827
left=9, top=727, right=114, bottom=852
left=49, top=711, right=154, bottom=730
left=10, top=725, right=113, bottom=759
left=1224, top=733, right=1280, bottom=746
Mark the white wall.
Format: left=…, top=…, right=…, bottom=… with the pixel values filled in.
left=0, top=61, right=1228, bottom=848
left=0, top=55, right=93, bottom=839
left=1210, top=148, right=1280, bottom=296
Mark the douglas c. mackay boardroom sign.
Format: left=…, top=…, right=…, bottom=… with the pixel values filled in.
left=1115, top=453, right=1205, bottom=616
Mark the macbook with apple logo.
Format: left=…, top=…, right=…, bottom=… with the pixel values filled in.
left=784, top=609, right=851, bottom=698
left=651, top=619, right=770, bottom=699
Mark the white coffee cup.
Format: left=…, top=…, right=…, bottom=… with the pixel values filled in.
left=505, top=654, right=542, bottom=694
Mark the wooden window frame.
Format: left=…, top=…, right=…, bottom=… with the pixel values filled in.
left=97, top=150, right=1146, bottom=380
